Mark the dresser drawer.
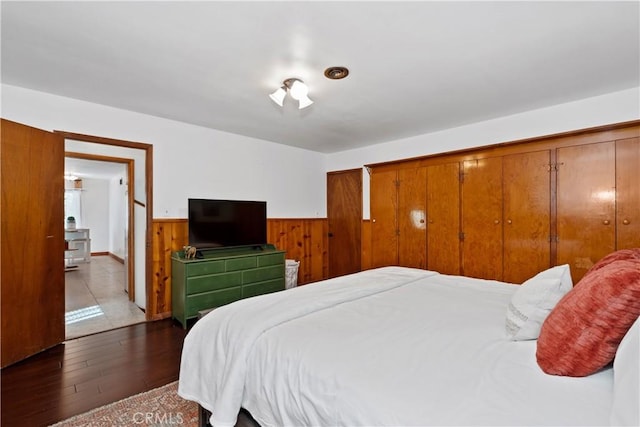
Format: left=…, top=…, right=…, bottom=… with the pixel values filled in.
left=243, top=279, right=284, bottom=298
left=226, top=257, right=257, bottom=271
left=243, top=265, right=284, bottom=284
left=186, top=287, right=242, bottom=316
left=257, top=252, right=286, bottom=267
left=186, top=260, right=225, bottom=276
left=186, top=272, right=242, bottom=294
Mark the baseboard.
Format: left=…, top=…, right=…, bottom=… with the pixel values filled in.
left=108, top=253, right=125, bottom=264
left=91, top=251, right=109, bottom=257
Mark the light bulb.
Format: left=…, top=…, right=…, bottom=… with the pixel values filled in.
left=297, top=95, right=314, bottom=109
left=288, top=80, right=309, bottom=101
left=269, top=86, right=286, bottom=107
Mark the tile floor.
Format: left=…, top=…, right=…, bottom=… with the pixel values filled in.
left=65, top=255, right=146, bottom=339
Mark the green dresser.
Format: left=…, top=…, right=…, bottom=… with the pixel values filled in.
left=171, top=245, right=285, bottom=328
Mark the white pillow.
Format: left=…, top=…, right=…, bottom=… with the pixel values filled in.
left=505, top=264, right=572, bottom=340
left=610, top=316, right=640, bottom=426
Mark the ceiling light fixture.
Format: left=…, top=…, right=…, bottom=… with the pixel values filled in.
left=269, top=78, right=313, bottom=109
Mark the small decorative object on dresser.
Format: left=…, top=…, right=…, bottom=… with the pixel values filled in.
left=183, top=245, right=197, bottom=260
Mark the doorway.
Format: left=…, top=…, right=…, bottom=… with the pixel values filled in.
left=58, top=130, right=154, bottom=319
left=63, top=154, right=144, bottom=338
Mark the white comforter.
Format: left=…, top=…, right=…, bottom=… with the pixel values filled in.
left=178, top=267, right=613, bottom=426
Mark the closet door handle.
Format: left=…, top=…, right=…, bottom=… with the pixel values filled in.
left=622, top=219, right=631, bottom=225
left=603, top=220, right=611, bottom=226
left=494, top=219, right=500, bottom=225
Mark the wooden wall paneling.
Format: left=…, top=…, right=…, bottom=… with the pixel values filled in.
left=370, top=169, right=399, bottom=267
left=398, top=167, right=427, bottom=269
left=502, top=150, right=552, bottom=283
left=461, top=157, right=504, bottom=280
left=303, top=219, right=329, bottom=283
left=267, top=218, right=328, bottom=285
left=150, top=219, right=187, bottom=320
left=361, top=220, right=372, bottom=271
left=616, top=137, right=640, bottom=249
left=426, top=162, right=461, bottom=275
left=557, top=142, right=616, bottom=281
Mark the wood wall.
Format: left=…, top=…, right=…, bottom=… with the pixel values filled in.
left=149, top=218, right=329, bottom=320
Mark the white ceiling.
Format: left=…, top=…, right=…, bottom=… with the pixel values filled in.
left=2, top=1, right=638, bottom=154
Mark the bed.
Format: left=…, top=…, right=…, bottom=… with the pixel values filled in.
left=178, top=261, right=640, bottom=427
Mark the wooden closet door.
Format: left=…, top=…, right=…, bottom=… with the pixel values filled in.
left=1, top=119, right=65, bottom=367
left=461, top=157, right=503, bottom=280
left=370, top=169, right=398, bottom=267
left=327, top=169, right=362, bottom=278
left=503, top=151, right=551, bottom=283
left=616, top=137, right=640, bottom=249
left=557, top=142, right=615, bottom=281
left=426, top=162, right=460, bottom=275
left=398, top=167, right=427, bottom=269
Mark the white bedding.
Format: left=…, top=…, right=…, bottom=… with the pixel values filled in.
left=178, top=267, right=614, bottom=426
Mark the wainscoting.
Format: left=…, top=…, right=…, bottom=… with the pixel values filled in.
left=149, top=218, right=331, bottom=320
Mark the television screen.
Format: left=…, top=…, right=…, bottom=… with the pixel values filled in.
left=188, top=199, right=267, bottom=249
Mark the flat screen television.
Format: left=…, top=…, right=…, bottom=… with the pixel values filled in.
left=188, top=199, right=267, bottom=249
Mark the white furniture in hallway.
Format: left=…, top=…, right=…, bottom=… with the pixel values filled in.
left=65, top=228, right=91, bottom=267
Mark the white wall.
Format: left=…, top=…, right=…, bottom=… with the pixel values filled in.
left=1, top=84, right=328, bottom=218
left=326, top=87, right=640, bottom=218
left=109, top=175, right=127, bottom=259
left=80, top=178, right=110, bottom=253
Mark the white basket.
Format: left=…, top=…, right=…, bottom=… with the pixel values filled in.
left=285, top=259, right=300, bottom=289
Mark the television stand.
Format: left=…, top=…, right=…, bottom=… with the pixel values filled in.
left=171, top=244, right=285, bottom=328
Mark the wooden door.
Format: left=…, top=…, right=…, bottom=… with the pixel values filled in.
left=370, top=169, right=398, bottom=267
left=557, top=142, right=615, bottom=281
left=426, top=162, right=460, bottom=275
left=461, top=157, right=503, bottom=280
left=1, top=119, right=65, bottom=367
left=616, top=137, right=640, bottom=250
left=398, top=167, right=427, bottom=269
left=327, top=169, right=362, bottom=278
left=502, top=151, right=551, bottom=283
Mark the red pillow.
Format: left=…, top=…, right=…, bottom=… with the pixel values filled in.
left=536, top=259, right=640, bottom=377
left=585, top=248, right=640, bottom=276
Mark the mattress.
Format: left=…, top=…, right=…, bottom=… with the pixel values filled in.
left=178, top=267, right=614, bottom=426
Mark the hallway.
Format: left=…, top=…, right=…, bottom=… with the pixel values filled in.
left=65, top=255, right=146, bottom=339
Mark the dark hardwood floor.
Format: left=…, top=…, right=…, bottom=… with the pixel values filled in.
left=1, top=319, right=187, bottom=427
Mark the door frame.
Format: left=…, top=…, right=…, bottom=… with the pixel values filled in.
left=55, top=131, right=154, bottom=319
left=65, top=151, right=136, bottom=300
